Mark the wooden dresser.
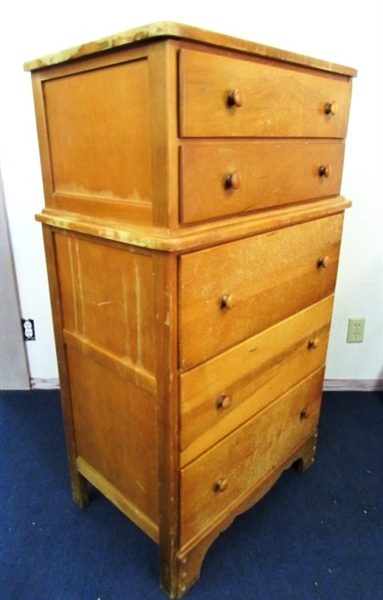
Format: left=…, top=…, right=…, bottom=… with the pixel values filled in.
left=25, top=23, right=356, bottom=597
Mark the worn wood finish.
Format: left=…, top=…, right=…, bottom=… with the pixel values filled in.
left=54, top=232, right=156, bottom=383
left=180, top=140, right=345, bottom=223
left=36, top=195, right=350, bottom=252
left=152, top=251, right=182, bottom=595
left=27, top=23, right=355, bottom=598
left=23, top=21, right=357, bottom=77
left=180, top=367, right=324, bottom=543
left=69, top=347, right=159, bottom=535
left=44, top=57, right=152, bottom=214
left=175, top=430, right=319, bottom=596
left=41, top=225, right=90, bottom=508
left=180, top=214, right=343, bottom=369
left=179, top=49, right=352, bottom=138
left=180, top=296, right=334, bottom=465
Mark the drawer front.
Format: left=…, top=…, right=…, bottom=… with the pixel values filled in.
left=179, top=213, right=343, bottom=369
left=179, top=49, right=352, bottom=138
left=180, top=296, right=333, bottom=466
left=180, top=367, right=324, bottom=543
left=180, top=141, right=345, bottom=223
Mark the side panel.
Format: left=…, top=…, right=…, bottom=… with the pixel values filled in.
left=32, top=50, right=154, bottom=225
left=53, top=230, right=159, bottom=536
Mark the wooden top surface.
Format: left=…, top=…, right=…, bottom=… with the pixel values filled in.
left=24, top=21, right=357, bottom=77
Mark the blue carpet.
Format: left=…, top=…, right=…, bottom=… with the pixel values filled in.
left=1, top=389, right=382, bottom=600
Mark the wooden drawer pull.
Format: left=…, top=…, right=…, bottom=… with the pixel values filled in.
left=224, top=171, right=242, bottom=190
left=318, top=164, right=332, bottom=178
left=325, top=100, right=338, bottom=116
left=220, top=294, right=235, bottom=309
left=300, top=408, right=309, bottom=420
left=317, top=256, right=330, bottom=269
left=215, top=478, right=229, bottom=493
left=307, top=338, right=319, bottom=350
left=216, top=394, right=232, bottom=410
left=227, top=89, right=245, bottom=108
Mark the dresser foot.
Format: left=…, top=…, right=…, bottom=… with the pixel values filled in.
left=160, top=538, right=213, bottom=599
left=294, top=431, right=318, bottom=473
left=69, top=469, right=90, bottom=508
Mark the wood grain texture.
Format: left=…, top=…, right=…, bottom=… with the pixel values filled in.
left=69, top=348, right=159, bottom=529
left=54, top=232, right=156, bottom=379
left=77, top=456, right=159, bottom=542
left=180, top=296, right=334, bottom=465
left=179, top=213, right=343, bottom=368
left=181, top=140, right=345, bottom=223
left=28, top=26, right=355, bottom=598
left=36, top=196, right=351, bottom=251
left=41, top=226, right=89, bottom=508
left=180, top=367, right=324, bottom=544
left=175, top=431, right=318, bottom=596
left=179, top=49, right=352, bottom=138
left=24, top=21, right=357, bottom=77
left=43, top=57, right=153, bottom=224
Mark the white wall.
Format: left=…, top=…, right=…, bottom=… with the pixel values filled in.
left=1, top=0, right=382, bottom=384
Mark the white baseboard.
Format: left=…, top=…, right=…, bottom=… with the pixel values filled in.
left=30, top=378, right=382, bottom=392
left=324, top=379, right=383, bottom=392
left=30, top=378, right=60, bottom=390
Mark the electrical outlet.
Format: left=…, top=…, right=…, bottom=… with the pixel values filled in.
left=22, top=319, right=36, bottom=341
left=346, top=318, right=365, bottom=343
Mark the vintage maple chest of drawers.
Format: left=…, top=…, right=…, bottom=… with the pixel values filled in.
left=25, top=22, right=356, bottom=597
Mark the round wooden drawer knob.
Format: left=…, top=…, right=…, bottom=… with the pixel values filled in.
left=216, top=394, right=232, bottom=410
left=317, top=256, right=330, bottom=269
left=224, top=171, right=242, bottom=190
left=300, top=408, right=309, bottom=420
left=221, top=294, right=235, bottom=309
left=325, top=101, right=338, bottom=116
left=215, top=478, right=229, bottom=493
left=307, top=338, right=319, bottom=350
left=227, top=89, right=245, bottom=108
left=318, top=164, right=332, bottom=178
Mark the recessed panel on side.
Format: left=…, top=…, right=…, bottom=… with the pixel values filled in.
left=54, top=231, right=156, bottom=390
left=43, top=58, right=153, bottom=223
left=67, top=347, right=159, bottom=530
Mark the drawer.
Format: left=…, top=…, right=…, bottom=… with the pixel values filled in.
left=179, top=49, right=352, bottom=138
left=180, top=367, right=324, bottom=543
left=179, top=213, right=343, bottom=369
left=180, top=296, right=333, bottom=466
left=180, top=141, right=345, bottom=224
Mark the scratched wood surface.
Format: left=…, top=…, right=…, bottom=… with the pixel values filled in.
left=179, top=49, right=352, bottom=138
left=55, top=232, right=156, bottom=387
left=53, top=230, right=159, bottom=536
left=23, top=21, right=357, bottom=77
left=27, top=24, right=355, bottom=598
left=179, top=213, right=343, bottom=369
left=180, top=140, right=345, bottom=223
left=179, top=296, right=334, bottom=466
left=180, top=367, right=324, bottom=544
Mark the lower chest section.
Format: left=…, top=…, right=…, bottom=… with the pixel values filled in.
left=176, top=213, right=342, bottom=543
left=52, top=210, right=343, bottom=545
